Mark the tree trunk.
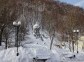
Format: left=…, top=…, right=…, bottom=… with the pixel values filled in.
left=72, top=41, right=74, bottom=52
left=50, top=33, right=55, bottom=50
left=50, top=36, right=54, bottom=50
left=0, top=36, right=2, bottom=46
left=5, top=38, right=8, bottom=49
left=0, top=28, right=4, bottom=46
left=69, top=41, right=71, bottom=51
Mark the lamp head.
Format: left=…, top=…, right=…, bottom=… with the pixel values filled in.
left=18, top=21, right=21, bottom=25
left=13, top=21, right=17, bottom=25
left=73, top=30, right=76, bottom=32
left=13, top=21, right=21, bottom=26
left=77, top=30, right=79, bottom=32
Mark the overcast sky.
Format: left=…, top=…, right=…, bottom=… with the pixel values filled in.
left=59, top=0, right=82, bottom=5
left=59, top=0, right=84, bottom=8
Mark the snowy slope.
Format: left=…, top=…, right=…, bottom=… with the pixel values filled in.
left=2, top=22, right=84, bottom=62
left=1, top=29, right=84, bottom=62
left=0, top=44, right=60, bottom=62
left=0, top=29, right=61, bottom=62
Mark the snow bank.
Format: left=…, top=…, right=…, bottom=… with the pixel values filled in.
left=76, top=52, right=84, bottom=61
left=0, top=44, right=60, bottom=62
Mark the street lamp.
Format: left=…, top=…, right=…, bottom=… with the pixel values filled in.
left=73, top=29, right=79, bottom=53
left=13, top=21, right=21, bottom=56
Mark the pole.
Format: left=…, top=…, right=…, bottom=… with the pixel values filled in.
left=5, top=38, right=7, bottom=49
left=13, top=21, right=21, bottom=56
left=14, top=26, right=17, bottom=47
left=77, top=32, right=79, bottom=53
left=72, top=33, right=74, bottom=53
left=16, top=26, right=19, bottom=56
left=77, top=40, right=78, bottom=53
left=72, top=40, right=74, bottom=53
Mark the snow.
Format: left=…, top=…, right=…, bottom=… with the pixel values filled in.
left=22, top=31, right=84, bottom=62
left=33, top=22, right=40, bottom=29
left=22, top=32, right=51, bottom=49
left=1, top=22, right=84, bottom=62
left=0, top=28, right=63, bottom=62
left=76, top=52, right=84, bottom=61
left=1, top=30, right=84, bottom=62
left=23, top=44, right=51, bottom=59
left=0, top=44, right=60, bottom=62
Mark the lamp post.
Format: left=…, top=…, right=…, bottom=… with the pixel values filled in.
left=73, top=29, right=79, bottom=53
left=13, top=21, right=21, bottom=56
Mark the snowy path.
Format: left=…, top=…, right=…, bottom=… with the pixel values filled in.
left=60, top=52, right=84, bottom=62
left=51, top=46, right=84, bottom=62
